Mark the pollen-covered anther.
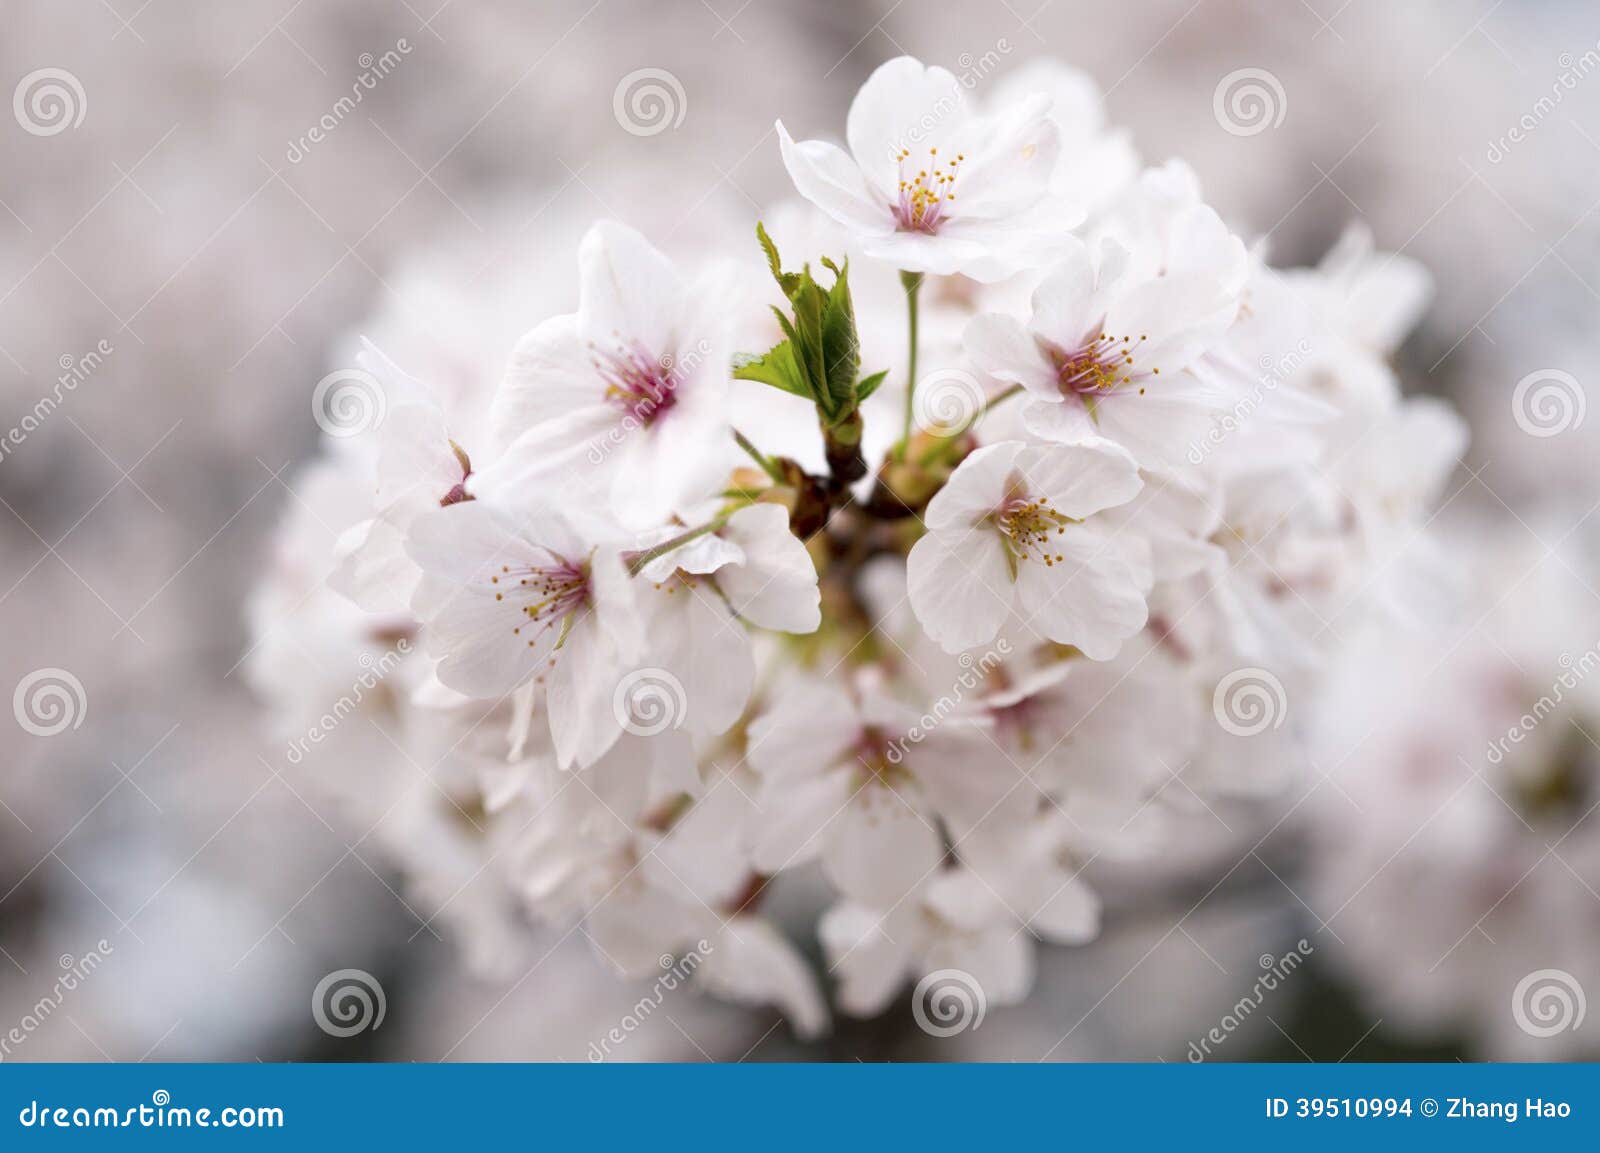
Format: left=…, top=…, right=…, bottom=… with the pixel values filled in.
left=589, top=334, right=678, bottom=425
left=996, top=495, right=1071, bottom=567
left=499, top=558, right=590, bottom=647
left=891, top=146, right=964, bottom=234
left=1053, top=332, right=1151, bottom=396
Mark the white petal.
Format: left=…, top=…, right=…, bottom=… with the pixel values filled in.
left=776, top=122, right=891, bottom=236
left=846, top=57, right=967, bottom=200
left=1013, top=525, right=1149, bottom=660
left=746, top=680, right=858, bottom=779
left=907, top=528, right=1014, bottom=654
left=715, top=503, right=821, bottom=633
left=963, top=313, right=1057, bottom=398
left=697, top=918, right=830, bottom=1039
left=749, top=763, right=855, bottom=873
left=823, top=786, right=942, bottom=908
left=1013, top=441, right=1143, bottom=520
left=819, top=901, right=912, bottom=1017
left=921, top=440, right=1022, bottom=531
left=578, top=221, right=686, bottom=358
left=1028, top=872, right=1101, bottom=944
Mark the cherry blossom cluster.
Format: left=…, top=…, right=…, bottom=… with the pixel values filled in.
left=250, top=56, right=1467, bottom=1034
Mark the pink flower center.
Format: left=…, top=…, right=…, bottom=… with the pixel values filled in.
left=995, top=489, right=1071, bottom=570
left=489, top=554, right=591, bottom=650
left=891, top=146, right=963, bottom=234
left=1051, top=332, right=1152, bottom=398
left=589, top=337, right=680, bottom=427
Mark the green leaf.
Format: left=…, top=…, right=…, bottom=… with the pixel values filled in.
left=737, top=221, right=881, bottom=429
left=855, top=369, right=888, bottom=403
left=733, top=342, right=810, bottom=398
left=756, top=222, right=802, bottom=300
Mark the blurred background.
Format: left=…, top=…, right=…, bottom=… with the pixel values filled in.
left=2, top=0, right=1597, bottom=1061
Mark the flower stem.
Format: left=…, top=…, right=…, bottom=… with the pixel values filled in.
left=626, top=516, right=729, bottom=576
left=897, top=270, right=924, bottom=460
left=732, top=427, right=785, bottom=484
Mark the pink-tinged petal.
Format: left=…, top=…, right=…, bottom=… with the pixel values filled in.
left=1027, top=872, right=1101, bottom=944
left=747, top=680, right=859, bottom=779
left=489, top=313, right=601, bottom=453
left=776, top=122, right=891, bottom=236
left=577, top=221, right=687, bottom=358
left=963, top=314, right=1057, bottom=398
left=405, top=500, right=582, bottom=587
left=846, top=57, right=968, bottom=199
left=1089, top=370, right=1235, bottom=475
left=1021, top=397, right=1097, bottom=444
left=1027, top=238, right=1098, bottom=346
left=715, top=503, right=821, bottom=633
left=697, top=917, right=830, bottom=1040
left=907, top=528, right=1013, bottom=654
left=749, top=763, right=855, bottom=874
left=1166, top=203, right=1249, bottom=292
left=937, top=93, right=1059, bottom=221
left=858, top=229, right=990, bottom=276
left=819, top=902, right=913, bottom=1016
left=1013, top=442, right=1143, bottom=520
left=426, top=591, right=552, bottom=698
left=585, top=882, right=704, bottom=978
left=329, top=514, right=418, bottom=615
left=922, top=440, right=1023, bottom=531
left=642, top=577, right=754, bottom=737
left=824, top=785, right=942, bottom=908
left=924, top=921, right=1035, bottom=1005
left=547, top=605, right=628, bottom=769
left=1013, top=525, right=1149, bottom=660
left=374, top=403, right=460, bottom=512
left=1102, top=272, right=1235, bottom=376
